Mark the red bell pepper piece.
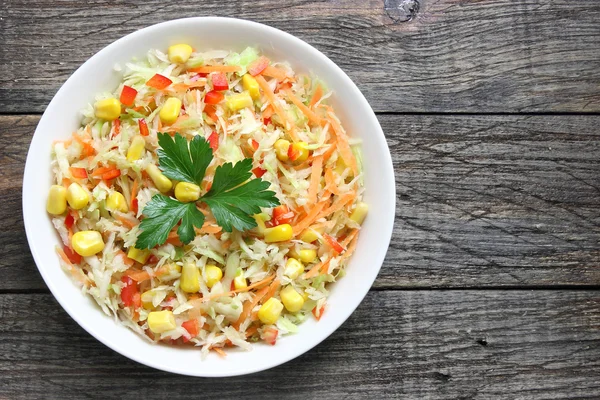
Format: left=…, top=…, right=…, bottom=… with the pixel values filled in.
left=121, top=276, right=141, bottom=308
left=146, top=74, right=173, bottom=90
left=138, top=118, right=149, bottom=136
left=323, top=233, right=345, bottom=254
left=271, top=205, right=294, bottom=226
left=111, top=119, right=121, bottom=138
left=102, top=169, right=121, bottom=181
left=119, top=85, right=138, bottom=107
left=131, top=198, right=139, bottom=215
left=251, top=139, right=259, bottom=151
left=248, top=56, right=270, bottom=76
left=312, top=303, right=326, bottom=321
left=263, top=327, right=278, bottom=345
left=211, top=72, right=228, bottom=91
left=208, top=131, right=219, bottom=151
left=204, top=90, right=224, bottom=104
left=64, top=213, right=75, bottom=229
left=69, top=167, right=88, bottom=179
left=252, top=167, right=266, bottom=178
left=263, top=117, right=271, bottom=126
left=63, top=245, right=82, bottom=264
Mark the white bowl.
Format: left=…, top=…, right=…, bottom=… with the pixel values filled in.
left=22, top=17, right=395, bottom=377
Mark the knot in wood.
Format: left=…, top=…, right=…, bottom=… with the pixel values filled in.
left=384, top=0, right=420, bottom=23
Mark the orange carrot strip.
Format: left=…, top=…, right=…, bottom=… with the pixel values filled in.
left=170, top=81, right=206, bottom=92
left=325, top=167, right=340, bottom=195
left=262, top=65, right=289, bottom=82
left=341, top=233, right=359, bottom=260
left=56, top=246, right=90, bottom=287
left=262, top=278, right=281, bottom=303
left=309, top=84, right=323, bottom=108
left=233, top=285, right=270, bottom=329
left=316, top=191, right=356, bottom=221
left=130, top=179, right=139, bottom=210
left=91, top=166, right=116, bottom=177
left=304, top=256, right=332, bottom=279
left=202, top=274, right=276, bottom=303
left=126, top=264, right=171, bottom=282
left=188, top=65, right=241, bottom=73
left=116, top=215, right=138, bottom=229
left=307, top=155, right=323, bottom=205
left=245, top=325, right=258, bottom=338
left=255, top=75, right=298, bottom=142
left=286, top=90, right=322, bottom=126
left=212, top=347, right=227, bottom=357
left=292, top=201, right=326, bottom=236
left=321, top=143, right=337, bottom=163
left=116, top=250, right=135, bottom=267
left=327, top=112, right=358, bottom=176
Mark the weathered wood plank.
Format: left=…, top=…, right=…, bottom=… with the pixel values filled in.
left=1, top=0, right=599, bottom=113
left=0, top=291, right=599, bottom=399
left=3, top=114, right=600, bottom=290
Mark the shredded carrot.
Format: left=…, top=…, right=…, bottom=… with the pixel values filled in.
left=73, top=133, right=95, bottom=156
left=285, top=90, right=322, bottom=126
left=262, top=105, right=274, bottom=120
left=116, top=215, right=138, bottom=229
left=321, top=143, right=337, bottom=162
left=116, top=250, right=135, bottom=267
left=233, top=285, right=270, bottom=329
left=188, top=65, right=241, bottom=73
left=307, top=155, right=323, bottom=205
left=56, top=246, right=90, bottom=287
left=327, top=112, right=358, bottom=176
left=203, top=274, right=276, bottom=303
left=245, top=325, right=258, bottom=338
left=195, top=224, right=222, bottom=234
left=309, top=84, right=323, bottom=108
left=255, top=75, right=298, bottom=142
left=263, top=278, right=281, bottom=303
left=292, top=201, right=326, bottom=236
left=62, top=177, right=71, bottom=188
left=126, top=264, right=171, bottom=282
left=261, top=65, right=289, bottom=82
left=91, top=165, right=117, bottom=177
left=130, top=179, right=139, bottom=211
left=212, top=347, right=227, bottom=357
left=170, top=81, right=206, bottom=92
left=316, top=191, right=356, bottom=221
left=325, top=166, right=340, bottom=195
left=304, top=256, right=332, bottom=279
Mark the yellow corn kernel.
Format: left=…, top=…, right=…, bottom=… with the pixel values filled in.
left=242, top=74, right=260, bottom=100
left=127, top=135, right=146, bottom=162
left=66, top=182, right=89, bottom=210
left=290, top=141, right=309, bottom=163
left=127, top=247, right=150, bottom=264
left=280, top=285, right=304, bottom=312
left=141, top=289, right=158, bottom=310
left=158, top=264, right=182, bottom=282
left=226, top=91, right=253, bottom=112
left=258, top=297, right=283, bottom=325
left=47, top=185, right=67, bottom=215
left=350, top=202, right=369, bottom=225
left=159, top=97, right=182, bottom=125
left=233, top=270, right=247, bottom=290
left=264, top=224, right=293, bottom=243
left=284, top=258, right=304, bottom=280
left=204, top=265, right=223, bottom=288
left=174, top=182, right=200, bottom=203
left=168, top=43, right=193, bottom=64
left=298, top=249, right=317, bottom=264
left=274, top=139, right=290, bottom=162
left=146, top=164, right=173, bottom=193
left=299, top=225, right=324, bottom=243
left=180, top=263, right=200, bottom=293
left=335, top=156, right=347, bottom=176
left=71, top=230, right=105, bottom=257
left=106, top=192, right=128, bottom=213
left=252, top=213, right=269, bottom=237
left=94, top=98, right=121, bottom=121
left=147, top=310, right=176, bottom=334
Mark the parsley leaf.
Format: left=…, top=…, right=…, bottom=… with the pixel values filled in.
left=157, top=132, right=212, bottom=184
left=135, top=194, right=205, bottom=249
left=203, top=159, right=280, bottom=232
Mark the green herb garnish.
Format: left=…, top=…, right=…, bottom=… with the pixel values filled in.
left=135, top=133, right=279, bottom=249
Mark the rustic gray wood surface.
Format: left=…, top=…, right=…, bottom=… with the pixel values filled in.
left=1, top=0, right=600, bottom=398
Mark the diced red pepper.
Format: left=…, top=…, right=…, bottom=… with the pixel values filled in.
left=312, top=303, right=326, bottom=321
left=121, top=276, right=140, bottom=308
left=208, top=131, right=219, bottom=151
left=204, top=105, right=218, bottom=123
left=131, top=198, right=139, bottom=215
left=194, top=72, right=208, bottom=79
left=182, top=319, right=200, bottom=337
left=204, top=90, right=224, bottom=105
left=323, top=233, right=345, bottom=254
left=271, top=205, right=294, bottom=226
left=248, top=56, right=270, bottom=76
left=102, top=169, right=121, bottom=181
left=147, top=255, right=158, bottom=265
left=263, top=327, right=278, bottom=345
left=251, top=139, right=259, bottom=151
left=111, top=118, right=121, bottom=138
left=146, top=74, right=172, bottom=90
left=64, top=213, right=74, bottom=229
left=263, top=117, right=271, bottom=126
left=119, top=85, right=138, bottom=107
left=138, top=118, right=149, bottom=136
left=63, top=245, right=82, bottom=264
left=211, top=72, right=228, bottom=91
left=69, top=167, right=88, bottom=179
left=252, top=167, right=266, bottom=178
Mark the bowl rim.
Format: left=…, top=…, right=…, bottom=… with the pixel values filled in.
left=22, top=16, right=396, bottom=377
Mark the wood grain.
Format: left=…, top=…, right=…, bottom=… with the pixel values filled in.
left=0, top=290, right=599, bottom=399
left=3, top=114, right=599, bottom=290
left=1, top=0, right=599, bottom=113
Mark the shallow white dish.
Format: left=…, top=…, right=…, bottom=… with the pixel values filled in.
left=22, top=17, right=395, bottom=377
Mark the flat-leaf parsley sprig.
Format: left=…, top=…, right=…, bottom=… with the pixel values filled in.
left=135, top=133, right=280, bottom=249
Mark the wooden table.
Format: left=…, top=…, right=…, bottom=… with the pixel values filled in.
left=2, top=1, right=600, bottom=398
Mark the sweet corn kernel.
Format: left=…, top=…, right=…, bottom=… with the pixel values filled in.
left=234, top=270, right=247, bottom=290
left=180, top=263, right=200, bottom=293
left=159, top=97, right=182, bottom=125
left=280, top=285, right=304, bottom=312
left=158, top=264, right=182, bottom=282
left=350, top=202, right=369, bottom=225
left=72, top=230, right=105, bottom=257
left=127, top=135, right=146, bottom=162
left=147, top=310, right=176, bottom=334
left=66, top=182, right=89, bottom=210
left=174, top=182, right=200, bottom=203
left=284, top=258, right=304, bottom=280
left=274, top=139, right=290, bottom=162
left=106, top=192, right=128, bottom=213
left=298, top=249, right=317, bottom=264
left=146, top=164, right=173, bottom=193
left=168, top=43, right=193, bottom=64
left=47, top=185, right=67, bottom=215
left=290, top=141, right=309, bottom=163
left=204, top=265, right=223, bottom=288
left=335, top=156, right=347, bottom=176
left=252, top=213, right=269, bottom=237
left=141, top=289, right=158, bottom=310
left=242, top=74, right=260, bottom=100
left=264, top=224, right=293, bottom=243
left=299, top=225, right=324, bottom=243
left=226, top=91, right=253, bottom=112
left=258, top=297, right=283, bottom=325
left=127, top=247, right=150, bottom=264
left=302, top=290, right=310, bottom=301
left=94, top=98, right=121, bottom=121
